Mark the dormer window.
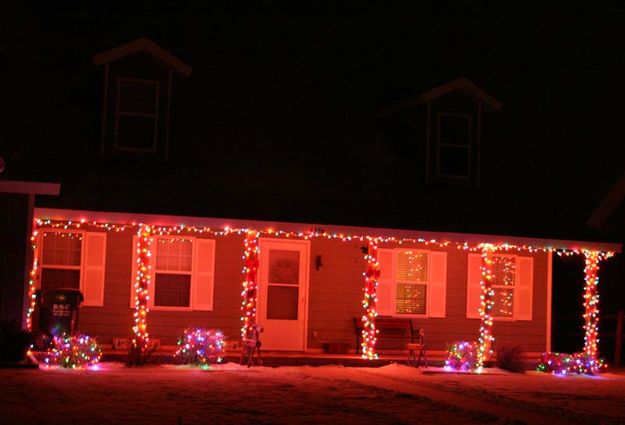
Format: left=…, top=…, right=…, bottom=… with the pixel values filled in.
left=93, top=38, right=192, bottom=161
left=376, top=78, right=502, bottom=188
left=115, top=78, right=159, bottom=153
left=437, top=113, right=471, bottom=179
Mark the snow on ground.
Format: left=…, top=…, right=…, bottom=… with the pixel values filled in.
left=1, top=362, right=624, bottom=425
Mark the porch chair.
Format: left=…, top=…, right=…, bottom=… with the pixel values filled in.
left=407, top=328, right=427, bottom=368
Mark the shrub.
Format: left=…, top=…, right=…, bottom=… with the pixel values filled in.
left=45, top=333, right=102, bottom=368
left=174, top=326, right=225, bottom=366
left=445, top=341, right=478, bottom=371
left=495, top=343, right=525, bottom=373
left=537, top=352, right=605, bottom=375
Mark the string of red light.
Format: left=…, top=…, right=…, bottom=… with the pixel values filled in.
left=28, top=217, right=615, bottom=364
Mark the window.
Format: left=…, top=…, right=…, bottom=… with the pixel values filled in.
left=38, top=230, right=107, bottom=307
left=436, top=113, right=471, bottom=178
left=466, top=253, right=533, bottom=321
left=395, top=250, right=428, bottom=315
left=154, top=237, right=193, bottom=308
left=377, top=248, right=447, bottom=318
left=114, top=78, right=159, bottom=153
left=41, top=231, right=83, bottom=291
left=492, top=255, right=516, bottom=318
left=135, top=236, right=215, bottom=311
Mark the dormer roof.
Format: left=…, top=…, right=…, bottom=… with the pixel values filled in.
left=378, top=77, right=502, bottom=116
left=92, top=38, right=192, bottom=77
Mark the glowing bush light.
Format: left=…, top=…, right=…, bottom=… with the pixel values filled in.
left=44, top=333, right=102, bottom=369
left=175, top=326, right=225, bottom=366
left=537, top=352, right=606, bottom=376
left=445, top=341, right=478, bottom=371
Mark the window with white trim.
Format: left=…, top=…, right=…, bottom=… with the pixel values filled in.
left=377, top=248, right=447, bottom=318
left=154, top=237, right=193, bottom=308
left=492, top=255, right=515, bottom=318
left=466, top=253, right=533, bottom=321
left=39, top=230, right=107, bottom=307
left=114, top=78, right=159, bottom=153
left=436, top=112, right=471, bottom=179
left=134, top=235, right=216, bottom=311
left=395, top=250, right=428, bottom=315
left=41, top=231, right=83, bottom=291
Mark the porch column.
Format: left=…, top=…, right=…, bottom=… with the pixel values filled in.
left=361, top=238, right=380, bottom=359
left=477, top=243, right=496, bottom=369
left=25, top=225, right=39, bottom=331
left=582, top=251, right=601, bottom=362
left=241, top=230, right=259, bottom=340
left=130, top=223, right=152, bottom=365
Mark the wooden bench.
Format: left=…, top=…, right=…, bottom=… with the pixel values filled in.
left=353, top=316, right=427, bottom=367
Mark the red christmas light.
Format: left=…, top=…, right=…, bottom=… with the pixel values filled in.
left=361, top=239, right=380, bottom=359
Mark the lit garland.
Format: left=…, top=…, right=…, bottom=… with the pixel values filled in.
left=25, top=230, right=39, bottom=331
left=129, top=224, right=153, bottom=365
left=537, top=352, right=606, bottom=375
left=34, top=218, right=615, bottom=255
left=445, top=341, right=478, bottom=371
left=174, top=326, right=225, bottom=366
left=361, top=239, right=380, bottom=360
left=240, top=231, right=259, bottom=340
left=477, top=244, right=496, bottom=369
left=583, top=251, right=601, bottom=361
left=31, top=216, right=616, bottom=363
left=44, top=333, right=102, bottom=368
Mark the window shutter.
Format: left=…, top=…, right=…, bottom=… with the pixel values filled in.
left=427, top=251, right=447, bottom=318
left=82, top=232, right=107, bottom=307
left=515, top=256, right=533, bottom=321
left=466, top=253, right=482, bottom=319
left=130, top=235, right=138, bottom=309
left=192, top=238, right=216, bottom=311
left=376, top=248, right=395, bottom=316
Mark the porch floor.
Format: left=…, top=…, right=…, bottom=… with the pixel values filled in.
left=34, top=349, right=442, bottom=367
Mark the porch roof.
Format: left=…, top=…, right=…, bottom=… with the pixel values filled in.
left=35, top=207, right=621, bottom=253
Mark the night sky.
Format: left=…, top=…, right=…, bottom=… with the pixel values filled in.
left=2, top=1, right=625, bottom=354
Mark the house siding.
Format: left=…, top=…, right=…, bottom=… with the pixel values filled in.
left=66, top=227, right=245, bottom=346
left=37, top=223, right=548, bottom=353
left=306, top=240, right=548, bottom=353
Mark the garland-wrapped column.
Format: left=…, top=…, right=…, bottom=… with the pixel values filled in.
left=361, top=238, right=380, bottom=360
left=241, top=231, right=259, bottom=340
left=130, top=224, right=153, bottom=365
left=582, top=251, right=601, bottom=362
left=477, top=243, right=496, bottom=369
left=25, top=228, right=40, bottom=331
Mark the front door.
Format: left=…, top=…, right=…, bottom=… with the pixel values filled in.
left=258, top=238, right=310, bottom=351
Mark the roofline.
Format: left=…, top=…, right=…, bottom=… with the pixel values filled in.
left=35, top=207, right=621, bottom=253
left=377, top=77, right=502, bottom=117
left=0, top=180, right=60, bottom=196
left=92, top=38, right=192, bottom=77
left=587, top=170, right=625, bottom=230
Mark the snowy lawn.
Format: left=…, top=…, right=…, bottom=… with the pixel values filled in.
left=1, top=363, right=624, bottom=425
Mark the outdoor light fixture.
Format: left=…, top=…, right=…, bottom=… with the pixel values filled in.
left=315, top=255, right=323, bottom=270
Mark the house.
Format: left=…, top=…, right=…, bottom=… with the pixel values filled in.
left=30, top=206, right=618, bottom=358
left=0, top=23, right=621, bottom=361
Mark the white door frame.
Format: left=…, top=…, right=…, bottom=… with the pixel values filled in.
left=257, top=238, right=310, bottom=351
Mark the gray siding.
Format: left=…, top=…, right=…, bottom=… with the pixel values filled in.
left=45, top=224, right=548, bottom=353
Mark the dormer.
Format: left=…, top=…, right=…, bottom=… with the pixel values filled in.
left=379, top=77, right=502, bottom=187
left=93, top=38, right=192, bottom=161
